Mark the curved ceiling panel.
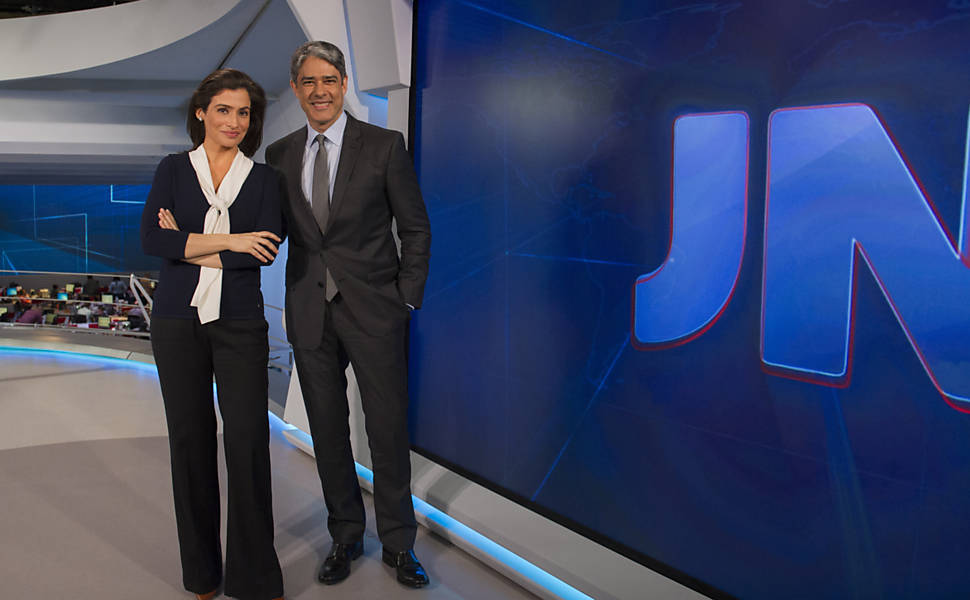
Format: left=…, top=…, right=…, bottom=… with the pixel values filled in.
left=0, top=0, right=242, bottom=81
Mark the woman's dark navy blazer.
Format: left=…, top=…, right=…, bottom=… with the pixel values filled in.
left=140, top=152, right=283, bottom=320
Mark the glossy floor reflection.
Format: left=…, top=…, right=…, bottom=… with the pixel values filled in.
left=0, top=347, right=537, bottom=600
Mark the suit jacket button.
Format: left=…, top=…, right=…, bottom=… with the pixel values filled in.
left=317, top=281, right=325, bottom=288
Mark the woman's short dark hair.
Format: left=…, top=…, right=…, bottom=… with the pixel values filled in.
left=186, top=69, right=267, bottom=157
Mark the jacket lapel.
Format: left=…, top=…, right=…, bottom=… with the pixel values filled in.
left=327, top=114, right=361, bottom=233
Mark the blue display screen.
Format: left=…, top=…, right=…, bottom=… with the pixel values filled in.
left=0, top=184, right=154, bottom=273
left=410, top=1, right=970, bottom=597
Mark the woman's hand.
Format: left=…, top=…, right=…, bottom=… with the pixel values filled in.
left=184, top=255, right=222, bottom=268
left=161, top=209, right=223, bottom=267
left=227, top=232, right=281, bottom=263
left=158, top=208, right=179, bottom=231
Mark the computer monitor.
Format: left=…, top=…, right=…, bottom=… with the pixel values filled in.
left=57, top=292, right=69, bottom=301
left=6, top=288, right=16, bottom=296
left=98, top=316, right=111, bottom=328
left=0, top=307, right=6, bottom=316
left=65, top=284, right=75, bottom=292
left=101, top=294, right=113, bottom=304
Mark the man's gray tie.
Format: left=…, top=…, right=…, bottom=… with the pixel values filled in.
left=312, top=133, right=338, bottom=301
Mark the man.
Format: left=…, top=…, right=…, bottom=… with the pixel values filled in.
left=16, top=301, right=43, bottom=324
left=75, top=302, right=92, bottom=319
left=265, top=41, right=431, bottom=588
left=108, top=276, right=127, bottom=297
left=82, top=275, right=100, bottom=299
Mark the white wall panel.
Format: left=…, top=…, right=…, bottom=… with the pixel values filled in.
left=346, top=0, right=411, bottom=94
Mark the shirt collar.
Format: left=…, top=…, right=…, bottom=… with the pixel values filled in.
left=304, top=111, right=348, bottom=152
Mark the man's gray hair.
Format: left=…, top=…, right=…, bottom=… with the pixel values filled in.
left=290, top=41, right=347, bottom=82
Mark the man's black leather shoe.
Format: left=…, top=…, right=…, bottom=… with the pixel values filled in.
left=382, top=548, right=430, bottom=588
left=317, top=540, right=363, bottom=585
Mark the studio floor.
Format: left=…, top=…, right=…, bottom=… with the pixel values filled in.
left=0, top=331, right=537, bottom=600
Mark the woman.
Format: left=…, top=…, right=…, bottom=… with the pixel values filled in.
left=141, top=69, right=284, bottom=600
